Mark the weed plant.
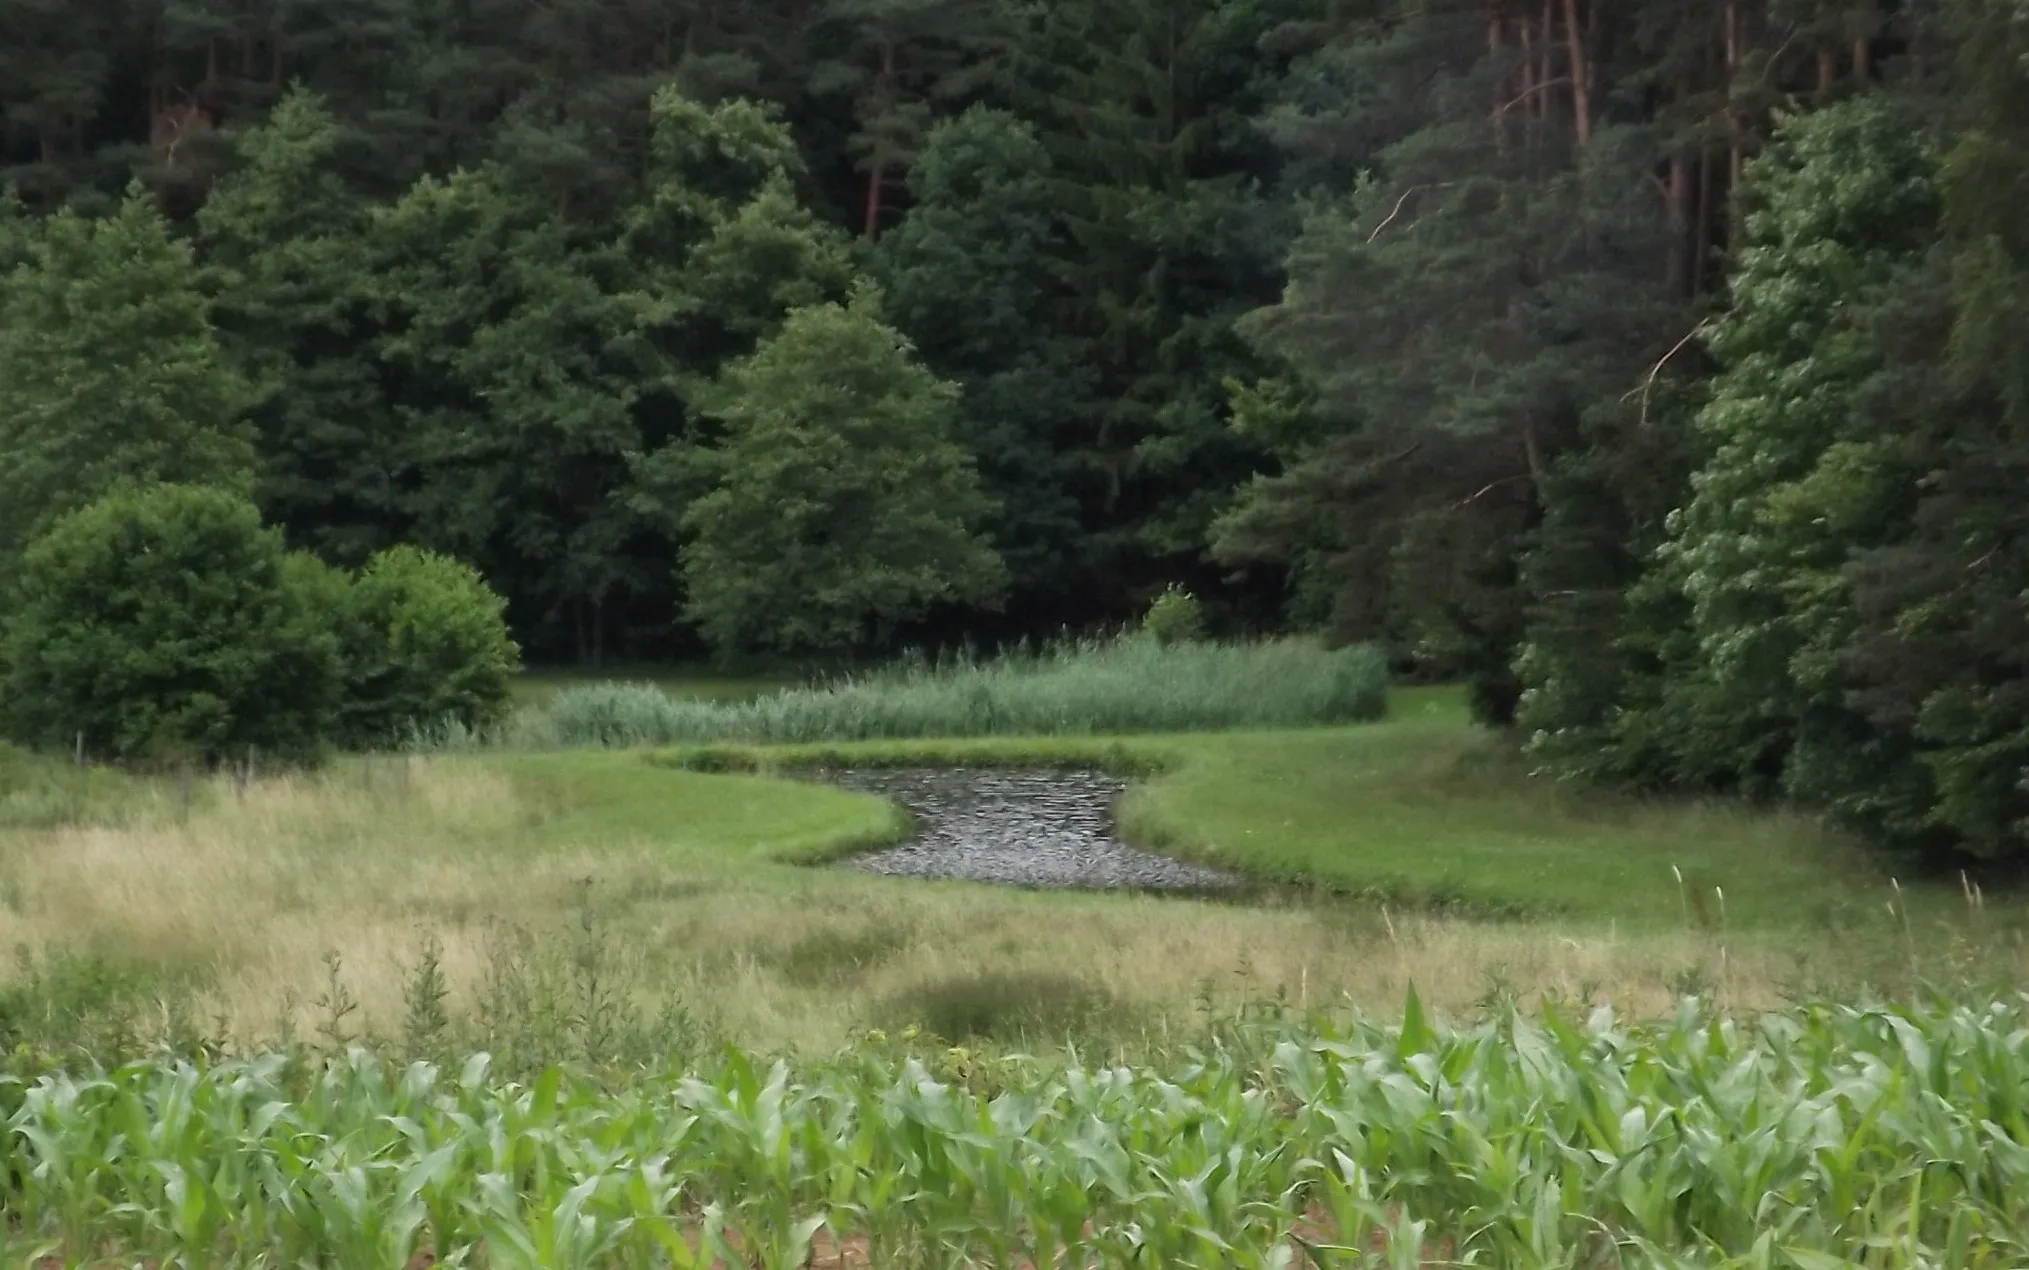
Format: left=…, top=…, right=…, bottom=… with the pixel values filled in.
left=467, top=636, right=1387, bottom=750
left=4, top=992, right=2028, bottom=1267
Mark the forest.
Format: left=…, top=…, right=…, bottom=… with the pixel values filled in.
left=2, top=0, right=2027, bottom=866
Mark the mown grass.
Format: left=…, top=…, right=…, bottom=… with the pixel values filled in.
left=0, top=682, right=2019, bottom=1060
left=489, top=637, right=1388, bottom=748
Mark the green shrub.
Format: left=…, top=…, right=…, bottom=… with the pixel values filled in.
left=1140, top=585, right=1205, bottom=645
left=501, top=637, right=1388, bottom=748
left=337, top=546, right=521, bottom=748
left=0, top=485, right=341, bottom=764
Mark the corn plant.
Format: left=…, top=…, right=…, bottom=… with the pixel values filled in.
left=4, top=993, right=2028, bottom=1267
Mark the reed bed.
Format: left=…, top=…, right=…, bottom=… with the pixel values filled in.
left=481, top=637, right=1388, bottom=749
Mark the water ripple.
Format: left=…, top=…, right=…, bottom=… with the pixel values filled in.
left=816, top=767, right=1240, bottom=892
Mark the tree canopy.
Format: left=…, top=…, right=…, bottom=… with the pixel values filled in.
left=8, top=0, right=2029, bottom=860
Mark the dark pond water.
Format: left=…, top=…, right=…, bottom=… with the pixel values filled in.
left=816, top=767, right=1241, bottom=892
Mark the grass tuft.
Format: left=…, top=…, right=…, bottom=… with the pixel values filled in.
left=880, top=968, right=1129, bottom=1044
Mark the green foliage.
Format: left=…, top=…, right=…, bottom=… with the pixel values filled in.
left=9, top=997, right=2029, bottom=1266
left=337, top=547, right=522, bottom=748
left=680, top=288, right=1006, bottom=655
left=0, top=192, right=254, bottom=578
left=0, top=485, right=341, bottom=764
left=809, top=0, right=1013, bottom=237
left=874, top=108, right=1091, bottom=609
left=1140, top=585, right=1205, bottom=645
left=1650, top=100, right=1940, bottom=796
left=506, top=637, right=1388, bottom=746
left=1230, top=3, right=1688, bottom=721
left=196, top=89, right=400, bottom=565
left=1009, top=0, right=1306, bottom=609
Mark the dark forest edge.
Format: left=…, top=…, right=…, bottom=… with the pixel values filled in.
left=4, top=0, right=2029, bottom=865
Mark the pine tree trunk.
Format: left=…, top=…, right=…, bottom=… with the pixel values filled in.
left=1490, top=2, right=1508, bottom=155
left=1694, top=144, right=1714, bottom=291
left=1521, top=421, right=1545, bottom=487
left=862, top=40, right=898, bottom=240
left=1561, top=0, right=1591, bottom=145
left=1724, top=0, right=1743, bottom=248
left=1538, top=0, right=1553, bottom=128
left=1667, top=148, right=1692, bottom=293
left=862, top=157, right=887, bottom=240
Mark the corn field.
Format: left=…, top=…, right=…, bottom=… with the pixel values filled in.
left=5, top=993, right=2027, bottom=1268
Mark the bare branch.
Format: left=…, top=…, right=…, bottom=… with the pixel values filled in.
left=1367, top=183, right=1456, bottom=243
left=1454, top=473, right=1533, bottom=509
left=1496, top=76, right=1571, bottom=116
left=1622, top=321, right=1713, bottom=427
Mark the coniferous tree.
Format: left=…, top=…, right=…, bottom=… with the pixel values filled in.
left=196, top=89, right=400, bottom=564
left=809, top=0, right=1011, bottom=238
left=1826, top=0, right=2029, bottom=859
left=1013, top=0, right=1317, bottom=620
left=1231, top=0, right=1690, bottom=718
left=0, top=191, right=254, bottom=576
left=874, top=107, right=1092, bottom=621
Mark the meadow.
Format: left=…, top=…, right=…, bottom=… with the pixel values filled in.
left=0, top=650, right=2014, bottom=1064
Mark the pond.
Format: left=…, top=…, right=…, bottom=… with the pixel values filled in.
left=816, top=767, right=1241, bottom=893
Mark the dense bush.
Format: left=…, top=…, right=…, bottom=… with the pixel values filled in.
left=337, top=546, right=521, bottom=747
left=0, top=489, right=523, bottom=763
left=0, top=485, right=341, bottom=763
left=500, top=636, right=1388, bottom=748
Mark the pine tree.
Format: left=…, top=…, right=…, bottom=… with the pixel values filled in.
left=874, top=107, right=1091, bottom=621
left=0, top=0, right=128, bottom=206
left=1012, top=0, right=1316, bottom=619
left=1234, top=0, right=1690, bottom=717
left=0, top=191, right=254, bottom=576
left=196, top=89, right=401, bottom=564
left=808, top=0, right=1011, bottom=238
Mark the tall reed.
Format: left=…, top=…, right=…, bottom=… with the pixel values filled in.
left=478, top=636, right=1388, bottom=749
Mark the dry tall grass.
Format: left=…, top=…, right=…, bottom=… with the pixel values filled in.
left=0, top=753, right=1997, bottom=1057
